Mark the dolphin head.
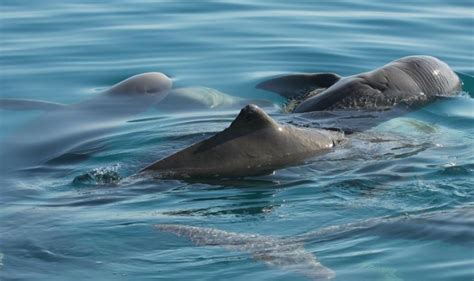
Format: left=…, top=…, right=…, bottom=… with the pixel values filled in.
left=106, top=72, right=172, bottom=103
left=87, top=72, right=172, bottom=116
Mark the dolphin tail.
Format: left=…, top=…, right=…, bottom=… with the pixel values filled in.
left=154, top=224, right=335, bottom=280
left=256, top=73, right=341, bottom=99
left=0, top=98, right=66, bottom=111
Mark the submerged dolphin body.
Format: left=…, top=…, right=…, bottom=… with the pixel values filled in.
left=139, top=104, right=344, bottom=179
left=257, top=56, right=461, bottom=113
left=156, top=206, right=473, bottom=280
left=0, top=73, right=172, bottom=173
left=156, top=86, right=275, bottom=112
left=155, top=224, right=336, bottom=280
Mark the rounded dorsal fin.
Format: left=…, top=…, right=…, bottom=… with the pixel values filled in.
left=228, top=104, right=279, bottom=131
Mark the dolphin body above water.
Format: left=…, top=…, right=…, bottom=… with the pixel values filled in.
left=139, top=104, right=344, bottom=179
left=0, top=72, right=172, bottom=173
left=257, top=56, right=461, bottom=113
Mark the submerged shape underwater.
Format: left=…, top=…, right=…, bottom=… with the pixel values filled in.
left=0, top=1, right=473, bottom=281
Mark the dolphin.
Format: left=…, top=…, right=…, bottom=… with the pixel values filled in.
left=155, top=224, right=336, bottom=281
left=155, top=206, right=473, bottom=280
left=256, top=56, right=461, bottom=113
left=139, top=104, right=344, bottom=179
left=155, top=86, right=275, bottom=112
left=0, top=72, right=172, bottom=173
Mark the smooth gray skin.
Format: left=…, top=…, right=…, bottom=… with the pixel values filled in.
left=257, top=56, right=461, bottom=113
left=155, top=206, right=473, bottom=280
left=0, top=72, right=172, bottom=173
left=140, top=104, right=343, bottom=179
left=156, top=86, right=275, bottom=112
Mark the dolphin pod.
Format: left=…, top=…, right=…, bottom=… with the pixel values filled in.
left=141, top=56, right=461, bottom=179
left=0, top=57, right=468, bottom=279
left=156, top=206, right=474, bottom=280
left=114, top=57, right=464, bottom=280
left=0, top=74, right=279, bottom=173
left=0, top=56, right=462, bottom=176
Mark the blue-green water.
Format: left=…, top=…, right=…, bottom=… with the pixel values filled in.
left=1, top=1, right=473, bottom=280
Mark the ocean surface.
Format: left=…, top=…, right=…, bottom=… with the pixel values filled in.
left=1, top=1, right=473, bottom=280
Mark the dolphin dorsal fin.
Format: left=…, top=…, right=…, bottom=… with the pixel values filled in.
left=0, top=99, right=66, bottom=111
left=228, top=104, right=279, bottom=131
left=256, top=73, right=341, bottom=98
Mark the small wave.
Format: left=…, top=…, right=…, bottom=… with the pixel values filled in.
left=434, top=163, right=474, bottom=177
left=72, top=164, right=122, bottom=186
left=127, top=116, right=167, bottom=123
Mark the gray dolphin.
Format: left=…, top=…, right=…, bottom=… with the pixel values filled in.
left=155, top=206, right=473, bottom=280
left=139, top=104, right=343, bottom=179
left=256, top=56, right=461, bottom=113
left=0, top=72, right=172, bottom=173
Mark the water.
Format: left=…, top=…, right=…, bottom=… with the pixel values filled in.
left=1, top=1, right=473, bottom=280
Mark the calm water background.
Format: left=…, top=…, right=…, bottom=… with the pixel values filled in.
left=1, top=1, right=473, bottom=280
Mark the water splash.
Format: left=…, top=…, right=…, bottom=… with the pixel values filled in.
left=72, top=164, right=122, bottom=186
